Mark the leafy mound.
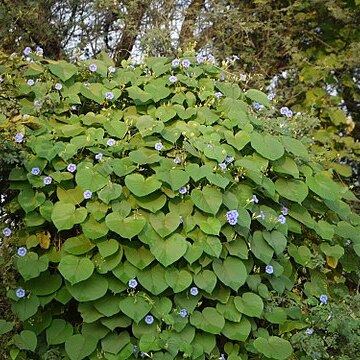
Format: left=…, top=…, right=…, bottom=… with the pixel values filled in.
left=1, top=51, right=360, bottom=360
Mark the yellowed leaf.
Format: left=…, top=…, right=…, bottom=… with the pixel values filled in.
left=37, top=231, right=51, bottom=249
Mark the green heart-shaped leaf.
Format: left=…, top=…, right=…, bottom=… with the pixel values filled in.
left=48, top=61, right=78, bottom=82
left=149, top=212, right=180, bottom=237
left=134, top=192, right=167, bottom=213
left=253, top=336, right=293, bottom=360
left=17, top=253, right=49, bottom=281
left=67, top=273, right=108, bottom=302
left=198, top=217, right=222, bottom=235
left=123, top=246, right=154, bottom=270
left=165, top=268, right=193, bottom=293
left=46, top=319, right=73, bottom=345
left=275, top=179, right=308, bottom=203
left=186, top=164, right=213, bottom=182
left=106, top=212, right=146, bottom=239
left=190, top=308, right=225, bottom=334
left=212, top=257, right=247, bottom=291
left=157, top=170, right=190, bottom=191
left=98, top=183, right=122, bottom=204
left=18, top=189, right=46, bottom=214
left=65, top=334, right=98, bottom=360
left=234, top=292, right=264, bottom=318
left=75, top=165, right=108, bottom=192
left=137, top=264, right=168, bottom=295
left=191, top=186, right=223, bottom=215
left=251, top=133, right=284, bottom=161
left=59, top=255, right=94, bottom=285
left=125, top=174, right=161, bottom=197
left=82, top=215, right=109, bottom=239
left=11, top=295, right=40, bottom=321
left=14, top=330, right=37, bottom=352
left=150, top=233, right=188, bottom=267
left=194, top=270, right=217, bottom=293
left=51, top=203, right=87, bottom=231
left=221, top=317, right=251, bottom=341
left=119, top=293, right=152, bottom=323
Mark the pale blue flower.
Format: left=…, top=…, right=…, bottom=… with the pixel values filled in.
left=2, top=228, right=11, bottom=237
left=182, top=59, right=191, bottom=68
left=179, top=186, right=187, bottom=195
left=34, top=100, right=41, bottom=107
left=265, top=265, right=273, bottom=274
left=278, top=215, right=286, bottom=224
left=67, top=163, right=77, bottom=173
left=320, top=294, right=328, bottom=305
left=17, top=247, right=27, bottom=257
left=252, top=195, right=259, bottom=203
left=280, top=107, right=289, bottom=115
left=190, top=287, right=199, bottom=296
left=171, top=59, right=180, bottom=67
left=107, top=138, right=116, bottom=146
left=89, top=63, right=97, bottom=72
left=27, top=79, right=35, bottom=86
left=281, top=206, right=288, bottom=216
left=23, top=47, right=32, bottom=56
left=285, top=110, right=293, bottom=117
left=83, top=190, right=92, bottom=199
left=207, top=54, right=215, bottom=63
left=225, top=156, right=234, bottom=163
left=35, top=46, right=43, bottom=56
left=173, top=157, right=181, bottom=164
left=260, top=211, right=265, bottom=220
left=14, top=133, right=24, bottom=143
left=95, top=153, right=103, bottom=160
left=128, top=279, right=138, bottom=289
left=219, top=162, right=227, bottom=170
left=306, top=328, right=314, bottom=335
left=133, top=345, right=137, bottom=353
left=267, top=93, right=275, bottom=100
left=144, top=315, right=154, bottom=325
left=54, top=83, right=62, bottom=90
left=233, top=55, right=239, bottom=60
left=196, top=54, right=205, bottom=63
left=43, top=176, right=52, bottom=185
left=214, top=92, right=223, bottom=98
left=154, top=142, right=163, bottom=151
left=179, top=309, right=187, bottom=318
left=179, top=216, right=183, bottom=224
left=253, top=102, right=264, bottom=111
left=105, top=91, right=114, bottom=100
left=169, top=75, right=177, bottom=83
left=16, top=288, right=25, bottom=298
left=226, top=210, right=239, bottom=225
left=31, top=167, right=40, bottom=175
left=108, top=66, right=116, bottom=73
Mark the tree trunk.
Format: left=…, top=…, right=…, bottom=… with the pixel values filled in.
left=179, top=0, right=205, bottom=49
left=114, top=0, right=147, bottom=65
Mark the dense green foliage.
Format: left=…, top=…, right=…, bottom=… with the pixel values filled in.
left=0, top=51, right=360, bottom=360
left=1, top=0, right=359, bottom=193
